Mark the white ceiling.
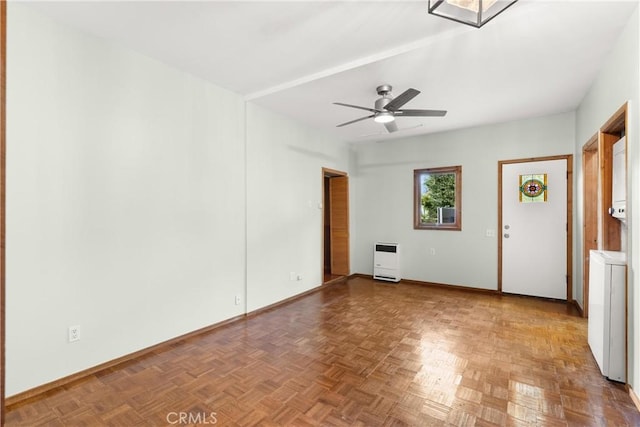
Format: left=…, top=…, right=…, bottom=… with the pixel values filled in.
left=23, top=0, right=639, bottom=142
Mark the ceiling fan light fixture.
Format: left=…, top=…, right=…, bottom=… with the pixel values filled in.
left=428, top=0, right=518, bottom=28
left=334, top=85, right=446, bottom=132
left=374, top=112, right=395, bottom=124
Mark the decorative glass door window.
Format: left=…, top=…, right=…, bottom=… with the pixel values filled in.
left=519, top=173, right=547, bottom=203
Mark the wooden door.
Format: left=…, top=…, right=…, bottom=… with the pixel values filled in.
left=329, top=176, right=349, bottom=276
left=501, top=158, right=568, bottom=299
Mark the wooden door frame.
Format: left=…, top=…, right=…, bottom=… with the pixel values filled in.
left=322, top=168, right=349, bottom=283
left=497, top=155, right=574, bottom=302
left=598, top=102, right=627, bottom=252
left=582, top=134, right=599, bottom=318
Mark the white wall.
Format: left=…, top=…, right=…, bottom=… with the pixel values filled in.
left=245, top=103, right=351, bottom=311
left=352, top=112, right=575, bottom=289
left=5, top=4, right=352, bottom=397
left=574, top=4, right=640, bottom=393
left=6, top=5, right=247, bottom=395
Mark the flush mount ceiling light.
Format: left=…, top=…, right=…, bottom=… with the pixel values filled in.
left=428, top=0, right=518, bottom=28
left=373, top=111, right=395, bottom=124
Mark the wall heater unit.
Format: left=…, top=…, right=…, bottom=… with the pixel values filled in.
left=373, top=242, right=400, bottom=282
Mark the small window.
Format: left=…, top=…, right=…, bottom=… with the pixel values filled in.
left=414, top=166, right=462, bottom=231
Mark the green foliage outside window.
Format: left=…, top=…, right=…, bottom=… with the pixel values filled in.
left=420, top=173, right=456, bottom=223
left=414, top=165, right=461, bottom=231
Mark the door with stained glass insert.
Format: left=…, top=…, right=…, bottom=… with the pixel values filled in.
left=501, top=158, right=568, bottom=300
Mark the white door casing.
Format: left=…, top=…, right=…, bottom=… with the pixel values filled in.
left=501, top=159, right=567, bottom=300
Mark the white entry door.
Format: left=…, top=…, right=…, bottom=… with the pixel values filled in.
left=501, top=159, right=567, bottom=299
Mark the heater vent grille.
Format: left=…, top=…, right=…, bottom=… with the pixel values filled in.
left=373, top=242, right=400, bottom=283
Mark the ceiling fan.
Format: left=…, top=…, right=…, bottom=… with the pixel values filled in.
left=334, top=85, right=447, bottom=133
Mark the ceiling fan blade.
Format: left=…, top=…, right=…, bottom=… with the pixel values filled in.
left=384, top=121, right=398, bottom=133
left=384, top=88, right=420, bottom=111
left=336, top=114, right=375, bottom=127
left=394, top=109, right=447, bottom=117
left=333, top=102, right=378, bottom=113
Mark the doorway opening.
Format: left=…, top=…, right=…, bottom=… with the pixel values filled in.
left=581, top=103, right=627, bottom=319
left=322, top=168, right=349, bottom=284
left=598, top=104, right=627, bottom=252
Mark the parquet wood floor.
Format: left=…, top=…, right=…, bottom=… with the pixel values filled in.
left=6, top=277, right=640, bottom=426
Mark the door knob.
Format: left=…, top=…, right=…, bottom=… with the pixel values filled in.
left=504, top=224, right=510, bottom=230
left=504, top=233, right=510, bottom=238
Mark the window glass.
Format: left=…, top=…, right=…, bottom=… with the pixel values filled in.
left=414, top=166, right=462, bottom=230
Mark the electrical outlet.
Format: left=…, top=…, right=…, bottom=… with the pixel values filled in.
left=235, top=295, right=241, bottom=305
left=68, top=325, right=80, bottom=343
left=296, top=274, right=302, bottom=281
left=485, top=229, right=496, bottom=237
left=429, top=248, right=436, bottom=255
